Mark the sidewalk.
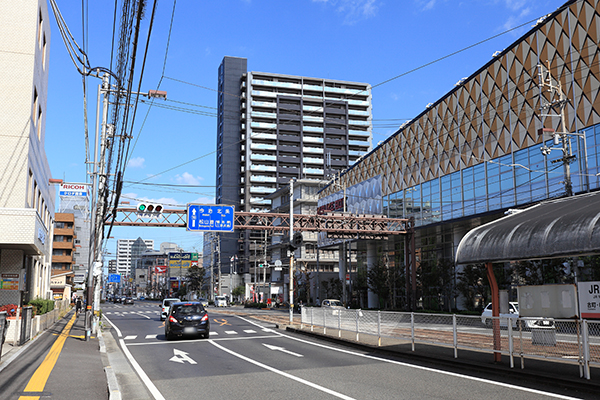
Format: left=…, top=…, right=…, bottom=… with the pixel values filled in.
left=0, top=310, right=115, bottom=399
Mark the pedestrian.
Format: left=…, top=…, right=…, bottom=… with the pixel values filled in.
left=75, top=297, right=82, bottom=316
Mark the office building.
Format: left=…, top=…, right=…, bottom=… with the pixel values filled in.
left=57, top=182, right=91, bottom=286
left=215, top=56, right=372, bottom=282
left=0, top=0, right=54, bottom=306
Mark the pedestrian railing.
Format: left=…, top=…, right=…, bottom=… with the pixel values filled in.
left=301, top=307, right=597, bottom=379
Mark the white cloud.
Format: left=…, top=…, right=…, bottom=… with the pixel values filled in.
left=314, top=0, right=379, bottom=24
left=128, top=157, right=145, bottom=168
left=190, top=196, right=215, bottom=205
left=174, top=172, right=204, bottom=186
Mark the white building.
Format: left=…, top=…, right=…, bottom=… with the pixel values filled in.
left=0, top=0, right=54, bottom=306
left=116, top=238, right=154, bottom=277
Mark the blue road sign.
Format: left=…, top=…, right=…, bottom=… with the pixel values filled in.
left=186, top=204, right=235, bottom=232
left=108, top=273, right=121, bottom=283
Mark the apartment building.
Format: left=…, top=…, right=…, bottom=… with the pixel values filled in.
left=215, top=56, right=372, bottom=278
left=116, top=238, right=154, bottom=277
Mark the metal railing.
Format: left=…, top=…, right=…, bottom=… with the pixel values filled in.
left=301, top=307, right=597, bottom=379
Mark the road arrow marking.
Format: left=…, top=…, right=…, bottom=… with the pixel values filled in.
left=262, top=343, right=303, bottom=357
left=169, top=349, right=197, bottom=364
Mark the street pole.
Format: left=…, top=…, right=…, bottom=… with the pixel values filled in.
left=253, top=240, right=257, bottom=302
left=289, top=178, right=295, bottom=324
left=87, top=73, right=109, bottom=341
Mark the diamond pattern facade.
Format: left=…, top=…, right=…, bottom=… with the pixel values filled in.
left=322, top=0, right=600, bottom=199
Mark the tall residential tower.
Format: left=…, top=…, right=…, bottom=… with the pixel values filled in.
left=215, top=56, right=372, bottom=281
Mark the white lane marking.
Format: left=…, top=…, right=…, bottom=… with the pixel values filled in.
left=103, top=315, right=122, bottom=337
left=225, top=330, right=238, bottom=335
left=118, top=337, right=166, bottom=400
left=209, top=340, right=355, bottom=400
left=145, top=334, right=157, bottom=340
left=263, top=343, right=303, bottom=357
left=233, top=316, right=580, bottom=400
left=103, top=315, right=165, bottom=399
left=126, top=335, right=281, bottom=346
left=169, top=349, right=197, bottom=364
left=124, top=335, right=137, bottom=340
left=136, top=312, right=152, bottom=319
left=244, top=330, right=257, bottom=333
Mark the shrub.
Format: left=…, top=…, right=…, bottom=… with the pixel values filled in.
left=28, top=299, right=55, bottom=315
left=0, top=304, right=19, bottom=317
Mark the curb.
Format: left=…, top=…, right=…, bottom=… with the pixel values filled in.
left=98, top=327, right=122, bottom=400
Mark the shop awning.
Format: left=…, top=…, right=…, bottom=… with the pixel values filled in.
left=455, top=191, right=600, bottom=264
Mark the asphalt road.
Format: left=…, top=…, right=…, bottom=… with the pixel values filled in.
left=103, top=301, right=587, bottom=400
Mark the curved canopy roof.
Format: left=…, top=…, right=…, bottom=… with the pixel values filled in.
left=455, top=192, right=600, bottom=265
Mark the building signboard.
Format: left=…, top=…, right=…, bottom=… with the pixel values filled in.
left=578, top=281, right=600, bottom=319
left=186, top=204, right=234, bottom=232
left=59, top=183, right=89, bottom=197
left=0, top=273, right=19, bottom=290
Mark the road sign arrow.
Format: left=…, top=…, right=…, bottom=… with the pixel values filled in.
left=169, top=348, right=197, bottom=364
left=262, top=343, right=303, bottom=357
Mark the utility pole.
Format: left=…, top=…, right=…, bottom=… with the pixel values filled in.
left=87, top=73, right=110, bottom=341
left=253, top=240, right=257, bottom=302
left=538, top=62, right=589, bottom=195
left=217, top=235, right=222, bottom=296
left=289, top=178, right=295, bottom=324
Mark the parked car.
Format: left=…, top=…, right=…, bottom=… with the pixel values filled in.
left=321, top=299, right=344, bottom=315
left=113, top=296, right=122, bottom=304
left=124, top=297, right=134, bottom=305
left=198, top=298, right=209, bottom=308
left=214, top=296, right=228, bottom=307
left=481, top=302, right=554, bottom=330
left=165, top=301, right=210, bottom=340
left=160, top=298, right=181, bottom=320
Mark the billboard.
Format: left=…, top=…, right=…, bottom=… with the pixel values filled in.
left=168, top=253, right=198, bottom=271
left=517, top=284, right=578, bottom=319
left=59, top=183, right=89, bottom=197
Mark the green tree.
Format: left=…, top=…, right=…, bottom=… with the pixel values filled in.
left=186, top=265, right=207, bottom=296
left=456, top=264, right=488, bottom=311
left=232, top=285, right=245, bottom=301
left=367, top=258, right=392, bottom=309
left=321, top=278, right=342, bottom=300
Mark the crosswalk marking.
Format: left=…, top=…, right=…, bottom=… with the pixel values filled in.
left=124, top=335, right=137, bottom=340
left=225, top=331, right=238, bottom=335
left=145, top=334, right=157, bottom=339
left=209, top=331, right=218, bottom=336
left=243, top=330, right=257, bottom=334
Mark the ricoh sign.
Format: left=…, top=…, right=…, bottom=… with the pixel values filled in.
left=59, top=183, right=89, bottom=197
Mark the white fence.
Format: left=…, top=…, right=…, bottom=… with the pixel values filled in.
left=301, top=307, right=600, bottom=379
left=5, top=301, right=71, bottom=345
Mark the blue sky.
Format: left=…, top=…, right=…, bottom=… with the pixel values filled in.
left=44, top=0, right=567, bottom=259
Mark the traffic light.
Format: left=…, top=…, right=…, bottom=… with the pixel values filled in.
left=137, top=203, right=163, bottom=213
left=288, top=232, right=303, bottom=251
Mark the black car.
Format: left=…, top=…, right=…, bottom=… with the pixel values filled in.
left=165, top=302, right=210, bottom=340
left=113, top=296, right=122, bottom=304
left=124, top=297, right=134, bottom=305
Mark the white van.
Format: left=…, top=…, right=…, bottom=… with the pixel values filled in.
left=160, top=298, right=181, bottom=320
left=215, top=296, right=227, bottom=307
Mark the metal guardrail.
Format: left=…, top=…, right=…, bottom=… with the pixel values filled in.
left=301, top=307, right=597, bottom=379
